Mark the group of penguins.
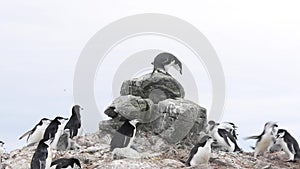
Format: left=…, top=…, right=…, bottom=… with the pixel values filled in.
left=1, top=52, right=299, bottom=168
left=181, top=121, right=300, bottom=167
left=17, top=105, right=83, bottom=169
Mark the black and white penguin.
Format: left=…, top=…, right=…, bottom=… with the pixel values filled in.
left=50, top=158, right=81, bottom=169
left=151, top=52, right=182, bottom=76
left=110, top=119, right=139, bottom=151
left=245, top=122, right=278, bottom=158
left=64, top=105, right=83, bottom=138
left=207, top=121, right=241, bottom=152
left=19, top=118, right=52, bottom=146
left=182, top=135, right=215, bottom=166
left=31, top=138, right=53, bottom=169
left=218, top=122, right=238, bottom=140
left=43, top=117, right=68, bottom=149
left=56, top=129, right=72, bottom=152
left=275, top=129, right=300, bottom=161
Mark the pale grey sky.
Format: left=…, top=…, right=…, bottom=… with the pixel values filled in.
left=1, top=0, right=300, bottom=151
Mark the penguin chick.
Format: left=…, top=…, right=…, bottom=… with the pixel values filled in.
left=110, top=119, right=140, bottom=151
left=31, top=138, right=53, bottom=169
left=276, top=129, right=300, bottom=162
left=183, top=135, right=215, bottom=166
left=43, top=117, right=68, bottom=149
left=56, top=129, right=72, bottom=152
left=64, top=105, right=83, bottom=138
left=151, top=52, right=182, bottom=76
left=19, top=118, right=52, bottom=146
left=245, top=122, right=278, bottom=158
left=50, top=158, right=81, bottom=169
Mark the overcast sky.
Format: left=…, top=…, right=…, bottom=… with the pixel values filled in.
left=1, top=0, right=300, bottom=151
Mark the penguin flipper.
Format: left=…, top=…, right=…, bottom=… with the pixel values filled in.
left=288, top=143, right=296, bottom=154
left=19, top=130, right=32, bottom=140
left=218, top=129, right=231, bottom=147
left=244, top=135, right=260, bottom=140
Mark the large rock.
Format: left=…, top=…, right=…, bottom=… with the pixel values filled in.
left=155, top=99, right=207, bottom=144
left=120, top=73, right=185, bottom=103
left=104, top=96, right=206, bottom=145
left=104, top=95, right=160, bottom=123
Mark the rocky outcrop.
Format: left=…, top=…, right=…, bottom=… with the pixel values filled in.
left=105, top=72, right=206, bottom=146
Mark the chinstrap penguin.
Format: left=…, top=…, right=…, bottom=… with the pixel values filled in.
left=50, top=158, right=81, bottom=169
left=43, top=116, right=68, bottom=149
left=31, top=138, right=53, bottom=169
left=19, top=118, right=52, bottom=146
left=207, top=121, right=241, bottom=152
left=181, top=135, right=216, bottom=166
left=275, top=129, right=300, bottom=162
left=64, top=105, right=83, bottom=138
left=110, top=119, right=139, bottom=151
left=151, top=52, right=182, bottom=76
left=245, top=122, right=278, bottom=158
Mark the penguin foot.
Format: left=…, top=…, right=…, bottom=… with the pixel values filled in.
left=285, top=159, right=296, bottom=163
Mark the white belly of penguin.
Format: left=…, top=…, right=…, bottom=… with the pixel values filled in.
left=278, top=139, right=294, bottom=160
left=28, top=125, right=48, bottom=145
left=213, top=132, right=234, bottom=152
left=190, top=146, right=211, bottom=166
left=256, top=135, right=272, bottom=153
left=45, top=146, right=52, bottom=169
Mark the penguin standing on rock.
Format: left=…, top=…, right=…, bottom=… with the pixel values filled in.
left=64, top=105, right=83, bottom=138
left=275, top=129, right=300, bottom=162
left=110, top=119, right=140, bottom=151
left=151, top=52, right=182, bottom=76
left=245, top=122, right=278, bottom=158
left=43, top=117, right=68, bottom=149
left=50, top=158, right=81, bottom=169
left=181, top=135, right=216, bottom=166
left=31, top=138, right=53, bottom=169
left=19, top=118, right=52, bottom=146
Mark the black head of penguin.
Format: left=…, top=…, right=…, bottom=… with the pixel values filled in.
left=0, top=140, right=4, bottom=146
left=72, top=105, right=83, bottom=119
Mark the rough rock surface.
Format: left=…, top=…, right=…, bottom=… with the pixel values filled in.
left=154, top=98, right=206, bottom=144
left=120, top=73, right=185, bottom=103
left=104, top=95, right=159, bottom=123
left=2, top=131, right=300, bottom=169
left=104, top=97, right=206, bottom=144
